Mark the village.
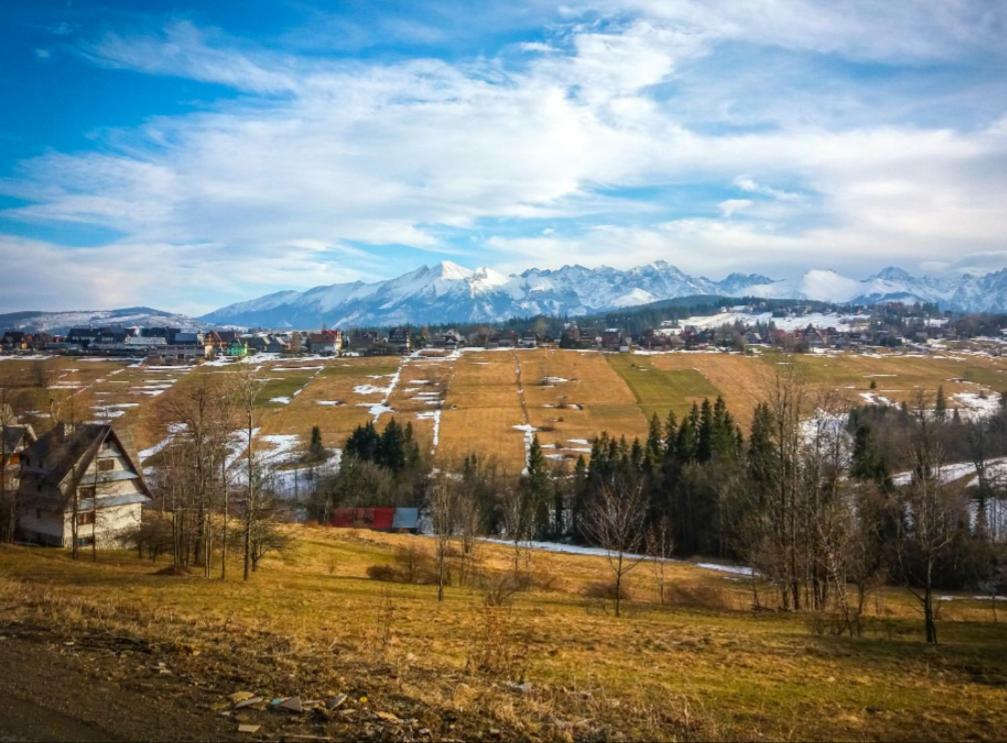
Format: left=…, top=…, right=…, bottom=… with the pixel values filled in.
left=2, top=300, right=1002, bottom=364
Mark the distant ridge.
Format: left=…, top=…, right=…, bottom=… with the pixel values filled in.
left=200, top=261, right=1007, bottom=329
left=5, top=263, right=1005, bottom=333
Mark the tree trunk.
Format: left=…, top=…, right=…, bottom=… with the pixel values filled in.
left=221, top=457, right=228, bottom=581
left=924, top=561, right=938, bottom=644
left=615, top=551, right=623, bottom=618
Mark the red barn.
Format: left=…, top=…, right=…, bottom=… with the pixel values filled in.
left=330, top=507, right=395, bottom=530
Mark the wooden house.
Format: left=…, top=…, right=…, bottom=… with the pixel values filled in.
left=2, top=424, right=37, bottom=498
left=17, top=423, right=151, bottom=548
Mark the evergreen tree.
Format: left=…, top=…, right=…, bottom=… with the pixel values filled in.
left=747, top=402, right=778, bottom=507
left=697, top=398, right=714, bottom=462
left=645, top=413, right=664, bottom=471
left=524, top=434, right=552, bottom=537
left=309, top=425, right=325, bottom=462
left=935, top=385, right=947, bottom=422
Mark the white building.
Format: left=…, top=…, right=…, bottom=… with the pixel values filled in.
left=18, top=423, right=151, bottom=548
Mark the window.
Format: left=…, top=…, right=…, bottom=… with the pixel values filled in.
left=77, top=511, right=95, bottom=526
left=78, top=485, right=95, bottom=499
left=97, top=459, right=115, bottom=472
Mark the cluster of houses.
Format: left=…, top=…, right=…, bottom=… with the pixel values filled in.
left=1, top=420, right=150, bottom=548
left=0, top=304, right=991, bottom=364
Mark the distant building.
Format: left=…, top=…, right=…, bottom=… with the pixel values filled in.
left=388, top=327, right=411, bottom=354
left=308, top=329, right=343, bottom=355
left=329, top=506, right=419, bottom=532
left=17, top=423, right=151, bottom=548
left=600, top=328, right=626, bottom=351
left=2, top=423, right=37, bottom=497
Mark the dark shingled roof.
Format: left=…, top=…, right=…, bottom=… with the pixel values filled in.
left=2, top=424, right=36, bottom=455
left=22, top=423, right=151, bottom=498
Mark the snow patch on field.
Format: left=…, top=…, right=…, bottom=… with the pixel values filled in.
left=269, top=396, right=292, bottom=405
left=415, top=409, right=442, bottom=451
left=480, top=538, right=756, bottom=576
left=359, top=402, right=394, bottom=419
left=859, top=391, right=893, bottom=406
left=316, top=400, right=343, bottom=406
left=513, top=423, right=539, bottom=474
left=953, top=392, right=1002, bottom=420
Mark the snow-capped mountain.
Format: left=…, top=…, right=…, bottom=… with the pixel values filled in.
left=200, top=261, right=1007, bottom=329
left=0, top=307, right=209, bottom=334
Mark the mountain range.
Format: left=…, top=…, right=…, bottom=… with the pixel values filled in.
left=200, top=261, right=1007, bottom=329
left=4, top=262, right=1006, bottom=333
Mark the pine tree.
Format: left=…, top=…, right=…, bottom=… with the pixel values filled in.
left=645, top=413, right=664, bottom=470
left=935, top=385, right=947, bottom=422
left=309, top=425, right=325, bottom=462
left=676, top=403, right=699, bottom=465
left=697, top=398, right=714, bottom=462
left=747, top=402, right=778, bottom=507
left=524, top=434, right=552, bottom=537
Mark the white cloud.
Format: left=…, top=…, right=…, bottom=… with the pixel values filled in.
left=1, top=1, right=1006, bottom=311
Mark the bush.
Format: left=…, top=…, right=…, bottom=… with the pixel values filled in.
left=583, top=580, right=631, bottom=601
left=366, top=564, right=399, bottom=582
left=482, top=573, right=522, bottom=606
left=365, top=545, right=438, bottom=584
left=663, top=583, right=735, bottom=611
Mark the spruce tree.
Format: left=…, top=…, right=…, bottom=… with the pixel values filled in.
left=309, top=425, right=325, bottom=462
left=935, top=385, right=947, bottom=422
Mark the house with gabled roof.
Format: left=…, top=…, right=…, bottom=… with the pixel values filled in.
left=17, top=423, right=151, bottom=548
left=2, top=423, right=37, bottom=506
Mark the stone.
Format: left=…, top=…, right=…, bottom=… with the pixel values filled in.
left=275, top=697, right=304, bottom=714
left=326, top=694, right=348, bottom=710
left=237, top=724, right=261, bottom=734
left=375, top=711, right=401, bottom=724
left=235, top=697, right=265, bottom=710
left=230, top=691, right=256, bottom=705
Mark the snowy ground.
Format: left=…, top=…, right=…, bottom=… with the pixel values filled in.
left=891, top=457, right=1007, bottom=487
left=478, top=538, right=755, bottom=576
left=658, top=309, right=870, bottom=333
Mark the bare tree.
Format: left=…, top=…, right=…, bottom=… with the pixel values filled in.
left=583, top=482, right=647, bottom=617
left=0, top=392, right=16, bottom=543
left=646, top=517, right=673, bottom=605
left=499, top=483, right=531, bottom=579
left=895, top=394, right=964, bottom=644
left=767, top=362, right=807, bottom=610
left=430, top=473, right=457, bottom=602
left=235, top=368, right=261, bottom=582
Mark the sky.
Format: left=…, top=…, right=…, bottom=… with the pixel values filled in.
left=1, top=0, right=1005, bottom=315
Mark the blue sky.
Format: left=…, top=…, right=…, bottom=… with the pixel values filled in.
left=1, top=0, right=1005, bottom=314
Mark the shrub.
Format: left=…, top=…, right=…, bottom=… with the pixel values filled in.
left=366, top=564, right=399, bottom=582
left=583, top=580, right=631, bottom=600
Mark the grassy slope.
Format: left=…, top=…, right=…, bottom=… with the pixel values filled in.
left=3, top=350, right=1006, bottom=473
left=606, top=354, right=722, bottom=420
left=1, top=528, right=1005, bottom=741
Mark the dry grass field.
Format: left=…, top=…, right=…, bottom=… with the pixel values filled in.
left=3, top=347, right=1006, bottom=473
left=1, top=528, right=1005, bottom=741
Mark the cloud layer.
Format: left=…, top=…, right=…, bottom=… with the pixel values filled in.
left=1, top=1, right=1005, bottom=313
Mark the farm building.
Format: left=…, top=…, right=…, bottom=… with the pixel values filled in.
left=17, top=423, right=151, bottom=548
left=329, top=507, right=419, bottom=532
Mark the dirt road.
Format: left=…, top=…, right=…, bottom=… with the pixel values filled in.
left=0, top=632, right=237, bottom=742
